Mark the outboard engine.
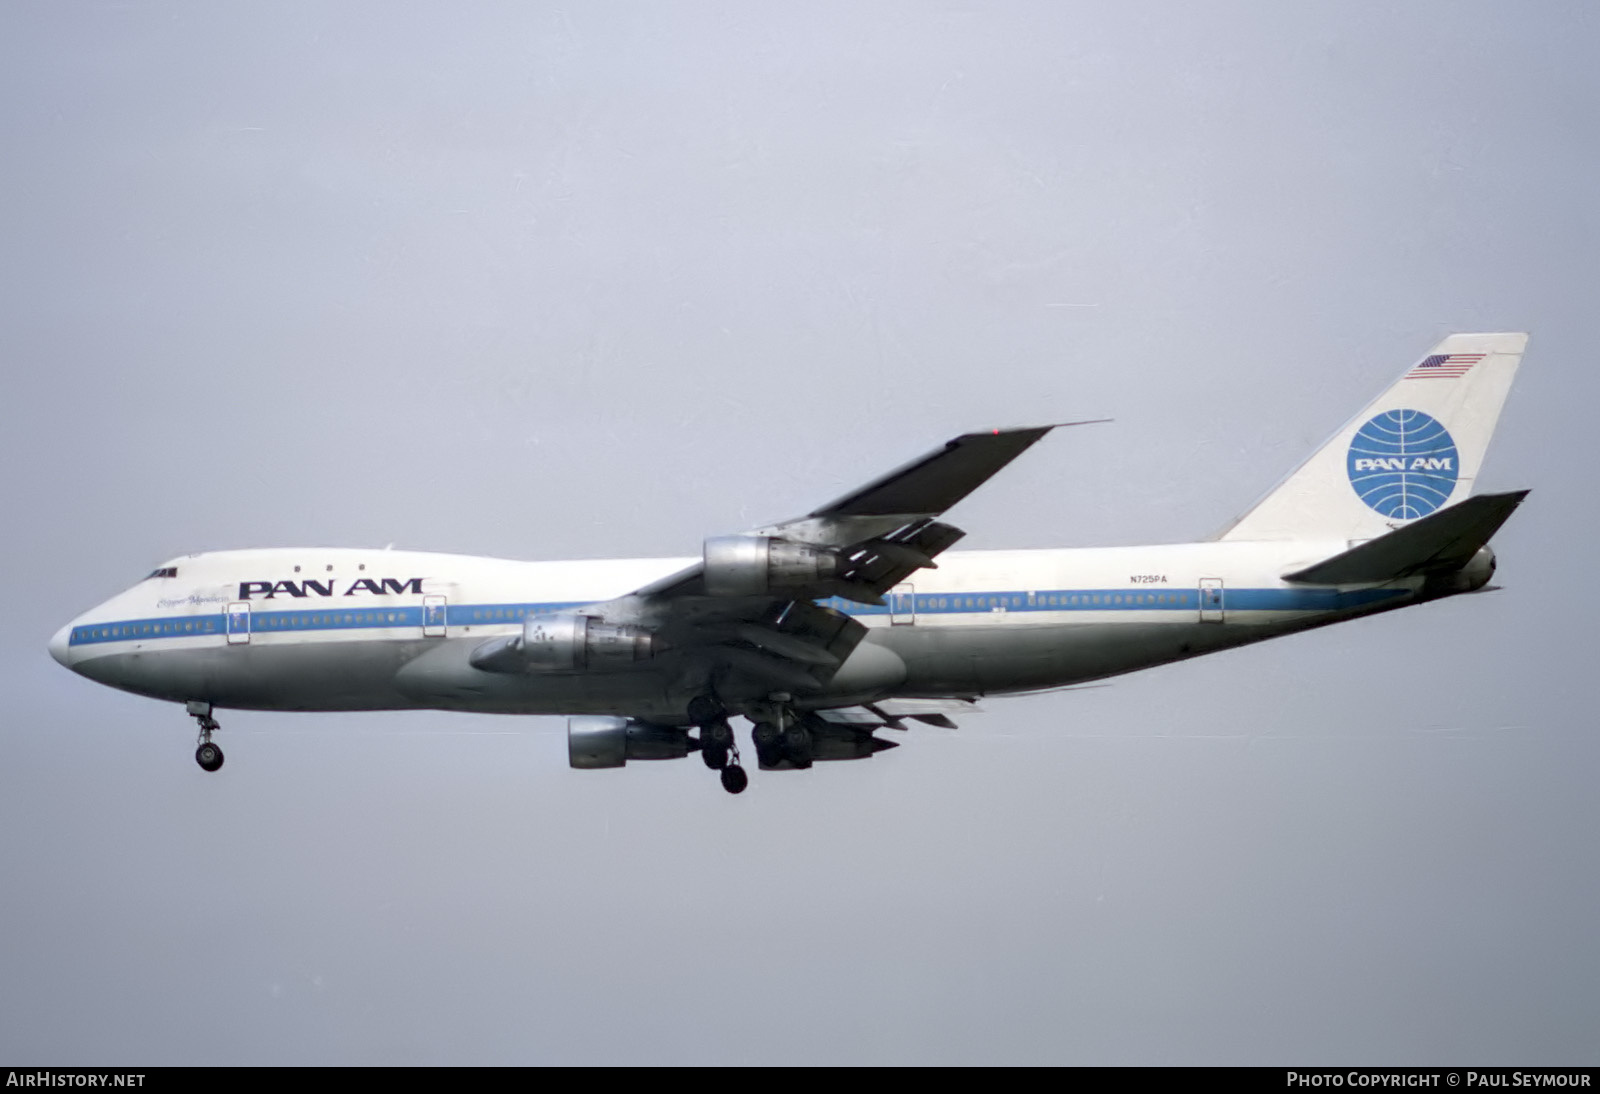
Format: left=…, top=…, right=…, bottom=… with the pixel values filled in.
left=703, top=535, right=837, bottom=597
left=568, top=716, right=692, bottom=769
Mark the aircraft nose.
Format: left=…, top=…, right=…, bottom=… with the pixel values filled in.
left=48, top=624, right=72, bottom=668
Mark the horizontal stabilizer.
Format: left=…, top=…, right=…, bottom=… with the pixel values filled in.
left=1284, top=490, right=1529, bottom=585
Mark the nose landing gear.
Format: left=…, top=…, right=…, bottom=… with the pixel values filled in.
left=187, top=700, right=224, bottom=773
left=195, top=740, right=224, bottom=772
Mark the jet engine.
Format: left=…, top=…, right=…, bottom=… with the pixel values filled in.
left=468, top=613, right=657, bottom=674
left=521, top=613, right=656, bottom=671
left=703, top=535, right=837, bottom=597
left=568, top=716, right=692, bottom=769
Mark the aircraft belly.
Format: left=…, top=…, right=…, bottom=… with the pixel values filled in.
left=878, top=618, right=1320, bottom=695
left=76, top=636, right=683, bottom=716
left=72, top=640, right=422, bottom=711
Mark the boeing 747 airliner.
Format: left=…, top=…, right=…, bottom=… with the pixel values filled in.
left=49, top=333, right=1529, bottom=793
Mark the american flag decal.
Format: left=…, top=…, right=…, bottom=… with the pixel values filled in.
left=1405, top=352, right=1485, bottom=379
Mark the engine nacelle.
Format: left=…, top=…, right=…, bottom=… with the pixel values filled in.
left=703, top=535, right=837, bottom=597
left=568, top=716, right=692, bottom=769
left=521, top=613, right=657, bottom=672
left=470, top=613, right=657, bottom=674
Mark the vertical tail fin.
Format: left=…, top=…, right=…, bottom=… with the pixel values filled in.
left=1216, top=333, right=1527, bottom=542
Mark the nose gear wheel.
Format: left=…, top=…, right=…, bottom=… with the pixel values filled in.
left=189, top=702, right=224, bottom=773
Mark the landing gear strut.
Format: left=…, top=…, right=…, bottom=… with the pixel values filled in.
left=187, top=700, right=224, bottom=773
left=713, top=730, right=747, bottom=795
left=700, top=718, right=734, bottom=770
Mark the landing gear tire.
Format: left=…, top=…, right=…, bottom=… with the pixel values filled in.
left=750, top=722, right=783, bottom=768
left=195, top=742, right=225, bottom=772
left=720, top=764, right=748, bottom=795
left=700, top=716, right=733, bottom=769
left=687, top=694, right=725, bottom=725
left=782, top=724, right=814, bottom=769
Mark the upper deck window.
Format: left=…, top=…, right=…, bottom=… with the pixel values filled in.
left=145, top=567, right=178, bottom=579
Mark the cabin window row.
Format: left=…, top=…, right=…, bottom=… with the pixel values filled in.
left=256, top=612, right=407, bottom=628
left=467, top=607, right=529, bottom=622
left=82, top=619, right=218, bottom=639
left=918, top=593, right=1189, bottom=609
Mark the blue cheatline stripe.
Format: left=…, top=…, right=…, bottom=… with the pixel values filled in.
left=823, top=586, right=1406, bottom=614
left=69, top=601, right=586, bottom=647
left=66, top=586, right=1410, bottom=648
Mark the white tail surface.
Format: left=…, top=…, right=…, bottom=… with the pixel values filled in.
left=1217, top=333, right=1527, bottom=542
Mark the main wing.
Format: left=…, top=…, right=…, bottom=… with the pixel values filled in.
left=591, top=425, right=1083, bottom=698
left=638, top=425, right=1056, bottom=602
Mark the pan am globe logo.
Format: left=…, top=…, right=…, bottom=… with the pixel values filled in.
left=1347, top=409, right=1459, bottom=519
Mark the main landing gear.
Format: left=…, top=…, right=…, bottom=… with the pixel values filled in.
left=749, top=694, right=811, bottom=770
left=719, top=761, right=749, bottom=795
left=689, top=694, right=747, bottom=795
left=187, top=700, right=224, bottom=773
left=688, top=692, right=815, bottom=793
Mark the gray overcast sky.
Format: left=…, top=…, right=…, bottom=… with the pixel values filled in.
left=1, top=1, right=1595, bottom=1065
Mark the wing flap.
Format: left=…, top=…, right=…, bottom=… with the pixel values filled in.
left=828, top=519, right=965, bottom=603
left=814, top=697, right=979, bottom=730
left=733, top=623, right=840, bottom=667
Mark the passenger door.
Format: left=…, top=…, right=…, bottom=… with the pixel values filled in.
left=423, top=595, right=447, bottom=638
left=889, top=584, right=916, bottom=626
left=226, top=601, right=251, bottom=645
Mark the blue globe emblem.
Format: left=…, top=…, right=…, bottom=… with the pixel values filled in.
left=1346, top=409, right=1459, bottom=520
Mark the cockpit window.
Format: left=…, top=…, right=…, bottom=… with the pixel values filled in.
left=145, top=567, right=178, bottom=579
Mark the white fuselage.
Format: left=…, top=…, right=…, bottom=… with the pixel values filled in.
left=51, top=540, right=1425, bottom=723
